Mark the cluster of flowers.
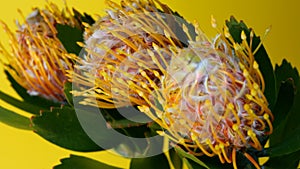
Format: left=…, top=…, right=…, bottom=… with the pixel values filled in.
left=0, top=0, right=274, bottom=169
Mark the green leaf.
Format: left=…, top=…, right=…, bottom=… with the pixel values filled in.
left=175, top=146, right=258, bottom=169
left=111, top=123, right=162, bottom=158
left=182, top=155, right=233, bottom=169
left=269, top=81, right=300, bottom=156
left=170, top=11, right=197, bottom=47
left=266, top=60, right=300, bottom=167
left=0, top=106, right=31, bottom=130
left=72, top=8, right=95, bottom=26
left=63, top=81, right=73, bottom=106
left=226, top=16, right=277, bottom=109
left=56, top=24, right=83, bottom=55
left=5, top=70, right=60, bottom=107
left=0, top=90, right=42, bottom=115
left=106, top=115, right=149, bottom=129
left=54, top=154, right=121, bottom=169
left=130, top=153, right=170, bottom=169
left=31, top=105, right=103, bottom=152
left=266, top=126, right=300, bottom=157
left=281, top=80, right=300, bottom=135
left=1, top=70, right=60, bottom=114
left=236, top=150, right=258, bottom=169
left=99, top=107, right=155, bottom=135
left=268, top=60, right=300, bottom=154
left=271, top=79, right=295, bottom=134
left=275, top=59, right=299, bottom=92
left=199, top=155, right=235, bottom=169
left=182, top=158, right=194, bottom=169
left=174, top=146, right=209, bottom=169
left=169, top=148, right=182, bottom=169
left=264, top=150, right=300, bottom=169
left=272, top=59, right=299, bottom=129
left=183, top=158, right=206, bottom=169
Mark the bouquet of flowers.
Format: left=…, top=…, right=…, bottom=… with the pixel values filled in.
left=0, top=0, right=299, bottom=168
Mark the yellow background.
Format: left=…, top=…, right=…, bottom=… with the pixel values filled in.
left=0, top=0, right=299, bottom=168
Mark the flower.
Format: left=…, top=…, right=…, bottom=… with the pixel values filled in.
left=0, top=2, right=80, bottom=102
left=70, top=0, right=195, bottom=108
left=137, top=23, right=274, bottom=168
left=70, top=1, right=274, bottom=166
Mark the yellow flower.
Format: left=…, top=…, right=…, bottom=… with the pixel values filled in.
left=0, top=2, right=79, bottom=102
left=70, top=0, right=193, bottom=108
left=136, top=24, right=273, bottom=168
left=69, top=1, right=273, bottom=167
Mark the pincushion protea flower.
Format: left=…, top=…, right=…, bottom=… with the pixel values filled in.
left=70, top=0, right=194, bottom=108
left=0, top=2, right=79, bottom=102
left=135, top=24, right=274, bottom=168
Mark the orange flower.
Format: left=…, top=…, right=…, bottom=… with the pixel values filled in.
left=0, top=3, right=79, bottom=102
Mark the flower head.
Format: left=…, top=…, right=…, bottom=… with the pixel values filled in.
left=71, top=0, right=194, bottom=108
left=0, top=3, right=79, bottom=102
left=137, top=24, right=273, bottom=168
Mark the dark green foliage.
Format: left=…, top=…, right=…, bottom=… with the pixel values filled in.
left=169, top=148, right=183, bottom=169
left=72, top=8, right=95, bottom=27
left=56, top=24, right=84, bottom=55
left=63, top=81, right=74, bottom=106
left=275, top=59, right=299, bottom=91
left=0, top=106, right=31, bottom=130
left=130, top=153, right=170, bottom=169
left=31, top=105, right=103, bottom=152
left=265, top=59, right=300, bottom=168
left=174, top=146, right=209, bottom=169
left=0, top=71, right=60, bottom=115
left=54, top=154, right=122, bottom=169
